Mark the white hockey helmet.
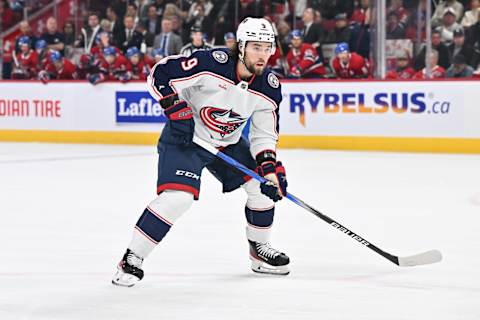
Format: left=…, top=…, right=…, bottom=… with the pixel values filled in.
left=236, top=17, right=276, bottom=59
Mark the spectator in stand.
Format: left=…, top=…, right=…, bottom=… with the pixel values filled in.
left=413, top=49, right=446, bottom=79
left=15, top=20, right=37, bottom=52
left=387, top=0, right=409, bottom=26
left=318, top=0, right=355, bottom=20
left=125, top=46, right=151, bottom=80
left=185, top=2, right=213, bottom=40
left=461, top=0, right=479, bottom=28
left=180, top=26, right=213, bottom=56
left=35, top=39, right=51, bottom=71
left=436, top=8, right=462, bottom=45
left=63, top=21, right=76, bottom=46
left=115, top=14, right=144, bottom=53
left=136, top=0, right=151, bottom=22
left=446, top=53, right=474, bottom=77
left=302, top=8, right=325, bottom=56
left=38, top=50, right=77, bottom=82
left=101, top=19, right=113, bottom=33
left=11, top=36, right=38, bottom=79
left=386, top=11, right=406, bottom=39
left=405, top=1, right=427, bottom=40
left=106, top=6, right=124, bottom=38
left=1, top=0, right=15, bottom=30
left=432, top=0, right=464, bottom=27
left=126, top=3, right=140, bottom=25
left=286, top=30, right=326, bottom=78
left=153, top=17, right=183, bottom=58
left=331, top=42, right=369, bottom=78
left=414, top=30, right=451, bottom=70
left=41, top=17, right=65, bottom=55
left=324, top=13, right=351, bottom=44
left=448, top=28, right=475, bottom=65
left=351, top=0, right=371, bottom=25
left=142, top=5, right=162, bottom=36
left=386, top=50, right=416, bottom=79
left=276, top=19, right=291, bottom=55
left=77, top=11, right=103, bottom=54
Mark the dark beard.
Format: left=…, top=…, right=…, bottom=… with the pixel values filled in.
left=245, top=58, right=265, bottom=76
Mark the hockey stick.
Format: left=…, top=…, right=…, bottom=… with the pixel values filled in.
left=193, top=136, right=442, bottom=267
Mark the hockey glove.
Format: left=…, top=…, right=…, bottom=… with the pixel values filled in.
left=161, top=94, right=195, bottom=145
left=256, top=159, right=287, bottom=202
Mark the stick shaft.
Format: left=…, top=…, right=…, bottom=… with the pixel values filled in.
left=193, top=137, right=400, bottom=266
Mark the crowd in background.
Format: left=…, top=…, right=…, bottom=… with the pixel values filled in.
left=1, top=0, right=480, bottom=82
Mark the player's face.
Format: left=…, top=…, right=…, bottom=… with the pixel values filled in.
left=130, top=55, right=140, bottom=65
left=105, top=55, right=115, bottom=64
left=20, top=44, right=29, bottom=53
left=244, top=41, right=272, bottom=76
left=338, top=52, right=349, bottom=64
left=291, top=37, right=302, bottom=48
left=225, top=39, right=236, bottom=50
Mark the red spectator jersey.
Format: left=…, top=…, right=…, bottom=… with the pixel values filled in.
left=44, top=58, right=78, bottom=80
left=386, top=67, right=416, bottom=79
left=12, top=50, right=38, bottom=79
left=286, top=43, right=326, bottom=77
left=331, top=52, right=369, bottom=78
left=98, top=54, right=131, bottom=80
left=412, top=66, right=446, bottom=79
left=129, top=60, right=150, bottom=80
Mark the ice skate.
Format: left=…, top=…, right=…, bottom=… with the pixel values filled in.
left=249, top=240, right=290, bottom=275
left=112, top=249, right=144, bottom=287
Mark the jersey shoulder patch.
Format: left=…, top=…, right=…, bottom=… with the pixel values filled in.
left=211, top=50, right=229, bottom=64
left=267, top=72, right=280, bottom=88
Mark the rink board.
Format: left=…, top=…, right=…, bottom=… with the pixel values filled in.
left=0, top=80, right=479, bottom=153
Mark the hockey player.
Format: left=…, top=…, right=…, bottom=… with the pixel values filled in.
left=180, top=26, right=213, bottom=56
left=38, top=50, right=77, bottom=82
left=331, top=42, right=370, bottom=79
left=125, top=47, right=151, bottom=80
left=89, top=46, right=130, bottom=84
left=76, top=54, right=101, bottom=81
left=11, top=36, right=38, bottom=79
left=35, top=39, right=51, bottom=71
left=286, top=30, right=326, bottom=78
left=112, top=17, right=290, bottom=287
left=224, top=32, right=237, bottom=51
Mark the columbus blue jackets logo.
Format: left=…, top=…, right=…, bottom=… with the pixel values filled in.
left=268, top=73, right=279, bottom=88
left=200, top=107, right=247, bottom=138
left=212, top=50, right=228, bottom=64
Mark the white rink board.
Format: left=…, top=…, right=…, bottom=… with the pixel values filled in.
left=1, top=81, right=480, bottom=138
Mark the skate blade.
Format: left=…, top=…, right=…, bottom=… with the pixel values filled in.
left=250, top=258, right=290, bottom=276
left=111, top=268, right=140, bottom=287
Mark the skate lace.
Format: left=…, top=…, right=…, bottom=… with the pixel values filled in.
left=126, top=252, right=143, bottom=268
left=256, top=243, right=281, bottom=259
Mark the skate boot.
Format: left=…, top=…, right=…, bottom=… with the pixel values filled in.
left=249, top=240, right=290, bottom=275
left=112, top=249, right=144, bottom=287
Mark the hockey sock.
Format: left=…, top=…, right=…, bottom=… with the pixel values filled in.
left=245, top=206, right=274, bottom=244
left=128, top=190, right=194, bottom=258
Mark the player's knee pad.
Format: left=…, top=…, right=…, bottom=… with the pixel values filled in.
left=147, top=190, right=194, bottom=225
left=243, top=179, right=275, bottom=210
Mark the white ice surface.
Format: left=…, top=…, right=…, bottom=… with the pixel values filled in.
left=0, top=142, right=479, bottom=320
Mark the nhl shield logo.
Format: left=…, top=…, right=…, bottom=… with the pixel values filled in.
left=267, top=73, right=279, bottom=88
left=212, top=50, right=228, bottom=64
